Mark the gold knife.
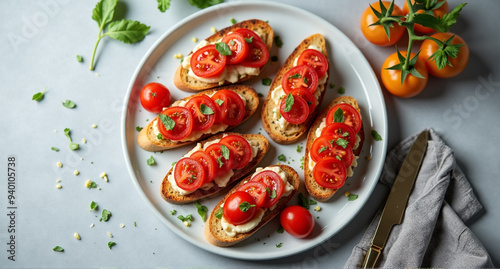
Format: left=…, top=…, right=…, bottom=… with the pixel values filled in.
left=362, top=130, right=429, bottom=268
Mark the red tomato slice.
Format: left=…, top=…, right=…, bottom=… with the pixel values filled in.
left=157, top=107, right=193, bottom=141
left=221, top=32, right=250, bottom=65
left=310, top=135, right=353, bottom=167
left=211, top=90, right=245, bottom=126
left=281, top=65, right=319, bottom=94
left=297, top=49, right=329, bottom=78
left=190, top=44, right=227, bottom=78
left=320, top=122, right=356, bottom=148
left=220, top=135, right=252, bottom=170
left=291, top=88, right=316, bottom=113
left=234, top=28, right=263, bottom=43
left=237, top=181, right=267, bottom=208
left=204, top=143, right=233, bottom=177
left=190, top=151, right=216, bottom=183
left=312, top=158, right=347, bottom=189
left=223, top=191, right=257, bottom=225
left=240, top=39, right=269, bottom=68
left=279, top=94, right=309, bottom=124
left=184, top=95, right=218, bottom=132
left=325, top=103, right=362, bottom=134
left=251, top=170, right=284, bottom=208
left=174, top=157, right=205, bottom=191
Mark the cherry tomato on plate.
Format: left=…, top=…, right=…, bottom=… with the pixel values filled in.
left=381, top=51, right=429, bottom=98
left=157, top=106, right=193, bottom=141
left=223, top=191, right=258, bottom=225
left=240, top=39, right=269, bottom=68
left=174, top=157, right=205, bottom=191
left=190, top=151, right=216, bottom=183
left=140, top=82, right=171, bottom=114
left=280, top=94, right=309, bottom=125
left=237, top=181, right=268, bottom=208
left=313, top=158, right=347, bottom=189
left=297, top=49, right=329, bottom=78
left=211, top=90, right=246, bottom=126
left=281, top=65, right=319, bottom=94
left=221, top=32, right=250, bottom=65
left=403, top=0, right=449, bottom=34
left=251, top=170, right=284, bottom=208
left=360, top=1, right=405, bottom=46
left=220, top=135, right=252, bottom=170
left=419, top=32, right=469, bottom=78
left=205, top=143, right=233, bottom=177
left=184, top=95, right=218, bottom=132
left=190, top=44, right=227, bottom=78
left=325, top=103, right=362, bottom=134
left=280, top=205, right=315, bottom=238
left=310, top=135, right=354, bottom=167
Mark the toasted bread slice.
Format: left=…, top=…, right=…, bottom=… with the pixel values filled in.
left=174, top=19, right=273, bottom=92
left=261, top=33, right=329, bottom=144
left=161, top=132, right=269, bottom=204
left=204, top=165, right=299, bottom=247
left=137, top=85, right=259, bottom=152
left=304, top=96, right=365, bottom=202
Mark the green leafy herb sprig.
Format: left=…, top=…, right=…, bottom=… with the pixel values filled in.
left=90, top=0, right=150, bottom=70
left=156, top=0, right=223, bottom=12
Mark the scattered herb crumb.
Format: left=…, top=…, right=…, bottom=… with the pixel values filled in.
left=296, top=145, right=302, bottom=152
left=277, top=154, right=286, bottom=162
left=32, top=87, right=47, bottom=101
left=133, top=221, right=137, bottom=227
left=51, top=147, right=59, bottom=152
left=299, top=156, right=305, bottom=170
left=337, top=86, right=345, bottom=94
left=178, top=214, right=193, bottom=227
left=101, top=209, right=111, bottom=222
left=271, top=55, right=278, bottom=62
left=274, top=35, right=283, bottom=48
left=277, top=225, right=284, bottom=234
left=76, top=55, right=83, bottom=62
left=262, top=78, right=272, bottom=86
left=276, top=243, right=283, bottom=248
left=62, top=100, right=76, bottom=109
left=257, top=92, right=264, bottom=98
left=136, top=126, right=143, bottom=132
left=90, top=201, right=98, bottom=211
left=371, top=130, right=383, bottom=141
left=147, top=156, right=156, bottom=166
left=298, top=193, right=317, bottom=209
left=108, top=241, right=116, bottom=249
left=348, top=193, right=359, bottom=201
left=195, top=201, right=208, bottom=222
left=230, top=18, right=237, bottom=24
left=329, top=83, right=335, bottom=89
left=52, top=246, right=64, bottom=252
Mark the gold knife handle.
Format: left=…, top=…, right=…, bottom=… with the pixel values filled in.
left=362, top=244, right=383, bottom=268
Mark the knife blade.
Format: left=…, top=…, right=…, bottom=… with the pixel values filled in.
left=362, top=130, right=429, bottom=268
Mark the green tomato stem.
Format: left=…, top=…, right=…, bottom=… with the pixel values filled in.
left=90, top=24, right=106, bottom=71
left=402, top=0, right=416, bottom=71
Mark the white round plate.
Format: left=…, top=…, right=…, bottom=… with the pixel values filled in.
left=122, top=1, right=387, bottom=260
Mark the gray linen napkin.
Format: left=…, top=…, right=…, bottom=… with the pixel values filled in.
left=344, top=129, right=493, bottom=268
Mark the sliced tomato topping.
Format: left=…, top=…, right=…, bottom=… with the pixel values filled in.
left=173, top=157, right=205, bottom=191
left=297, top=49, right=329, bottom=78
left=157, top=106, right=193, bottom=141
left=237, top=181, right=267, bottom=208
left=234, top=28, right=263, bottom=43
left=282, top=65, right=319, bottom=94
left=184, top=95, right=218, bottom=132
left=312, top=158, right=347, bottom=189
left=221, top=32, right=250, bottom=65
left=220, top=135, right=252, bottom=170
left=251, top=170, right=284, bottom=208
left=240, top=39, right=269, bottom=68
left=310, top=135, right=353, bottom=167
left=223, top=191, right=257, bottom=225
left=190, top=151, right=216, bottom=183
left=325, top=103, right=362, bottom=134
left=320, top=122, right=356, bottom=148
left=291, top=88, right=316, bottom=113
left=279, top=93, right=309, bottom=124
left=190, top=44, right=227, bottom=78
left=211, top=90, right=245, bottom=126
left=204, top=143, right=233, bottom=177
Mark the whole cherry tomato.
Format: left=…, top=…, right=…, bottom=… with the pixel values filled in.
left=140, top=82, right=171, bottom=113
left=419, top=32, right=469, bottom=78
left=280, top=205, right=315, bottom=238
left=381, top=51, right=429, bottom=98
left=360, top=1, right=405, bottom=46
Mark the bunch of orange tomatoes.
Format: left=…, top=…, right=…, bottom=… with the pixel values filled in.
left=360, top=0, right=469, bottom=98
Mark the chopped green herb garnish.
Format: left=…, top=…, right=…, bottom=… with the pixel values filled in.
left=136, top=126, right=143, bottom=132
left=200, top=103, right=214, bottom=115
left=333, top=108, right=345, bottom=123
left=215, top=42, right=232, bottom=56
left=337, top=86, right=345, bottom=94
left=230, top=18, right=237, bottom=24
left=277, top=225, right=284, bottom=234
left=170, top=209, right=177, bottom=215
left=147, top=156, right=156, bottom=166
left=271, top=55, right=278, bottom=62
left=195, top=201, right=208, bottom=222
left=220, top=144, right=230, bottom=160
left=101, top=209, right=111, bottom=222
left=177, top=214, right=193, bottom=223
left=108, top=241, right=116, bottom=249
left=159, top=114, right=175, bottom=131
left=300, top=156, right=305, bottom=170
left=296, top=145, right=302, bottom=152
left=348, top=193, right=359, bottom=201
left=51, top=147, right=59, bottom=152
left=336, top=138, right=349, bottom=149
left=274, top=35, right=283, bottom=48
left=276, top=243, right=283, bottom=248
left=32, top=87, right=47, bottom=101
left=215, top=207, right=223, bottom=219
left=215, top=99, right=224, bottom=106
left=52, top=246, right=64, bottom=252
left=257, top=93, right=264, bottom=98
left=62, top=100, right=76, bottom=108
left=262, top=78, right=272, bottom=86
left=371, top=130, right=383, bottom=141
left=278, top=154, right=286, bottom=162
left=284, top=93, right=294, bottom=112
left=69, top=142, right=79, bottom=151
left=76, top=55, right=83, bottom=62
left=157, top=133, right=163, bottom=140
left=90, top=201, right=98, bottom=211
left=239, top=201, right=256, bottom=212
left=318, top=146, right=328, bottom=154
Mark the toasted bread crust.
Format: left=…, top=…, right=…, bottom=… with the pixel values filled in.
left=261, top=33, right=329, bottom=144
left=174, top=19, right=274, bottom=92
left=160, top=133, right=269, bottom=204
left=204, top=165, right=299, bottom=247
left=137, top=85, right=259, bottom=152
left=304, top=96, right=365, bottom=202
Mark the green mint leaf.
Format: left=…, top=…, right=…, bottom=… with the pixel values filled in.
left=371, top=130, right=383, bottom=141
left=214, top=99, right=224, bottom=106
left=262, top=78, right=272, bottom=86
left=90, top=201, right=98, bottom=211
left=336, top=138, right=349, bottom=149
left=51, top=147, right=59, bottom=152
left=318, top=146, right=328, bottom=154
left=289, top=73, right=301, bottom=79
left=136, top=126, right=143, bottom=132
left=62, top=100, right=76, bottom=108
left=239, top=201, right=255, bottom=212
left=147, top=156, right=156, bottom=166
left=101, top=209, right=111, bottom=222
left=195, top=201, right=208, bottom=222
left=159, top=114, right=175, bottom=131
left=52, top=246, right=64, bottom=252
left=32, top=87, right=47, bottom=101
left=108, top=241, right=116, bottom=249
left=220, top=144, right=230, bottom=160
left=76, top=55, right=83, bottom=62
left=187, top=0, right=223, bottom=9
left=200, top=104, right=214, bottom=115
left=348, top=193, right=359, bottom=201
left=215, top=207, right=223, bottom=219
left=215, top=42, right=232, bottom=56
left=274, top=35, right=283, bottom=48
left=69, top=142, right=80, bottom=151
left=157, top=0, right=171, bottom=12
left=92, top=0, right=118, bottom=29
left=333, top=108, right=345, bottom=123
left=284, top=93, right=294, bottom=113
left=104, top=19, right=150, bottom=44
left=278, top=154, right=286, bottom=162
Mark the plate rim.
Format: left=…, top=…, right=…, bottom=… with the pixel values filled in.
left=121, top=0, right=388, bottom=260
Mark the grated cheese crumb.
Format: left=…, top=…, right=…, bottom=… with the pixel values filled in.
left=74, top=233, right=81, bottom=240
left=56, top=184, right=62, bottom=189
left=56, top=162, right=63, bottom=168
left=74, top=170, right=80, bottom=176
